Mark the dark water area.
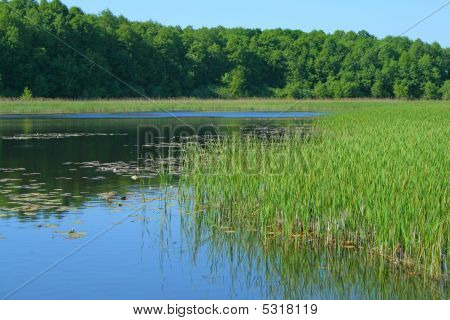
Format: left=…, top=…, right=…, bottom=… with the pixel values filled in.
left=0, top=114, right=446, bottom=299
left=0, top=111, right=321, bottom=119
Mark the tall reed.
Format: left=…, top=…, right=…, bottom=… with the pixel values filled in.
left=180, top=104, right=449, bottom=277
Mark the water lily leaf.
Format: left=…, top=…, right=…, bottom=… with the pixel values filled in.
left=55, top=206, right=72, bottom=212
left=0, top=178, right=21, bottom=183
left=66, top=230, right=87, bottom=239
left=23, top=212, right=37, bottom=216
left=36, top=224, right=58, bottom=228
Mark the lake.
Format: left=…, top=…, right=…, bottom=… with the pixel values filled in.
left=0, top=112, right=446, bottom=299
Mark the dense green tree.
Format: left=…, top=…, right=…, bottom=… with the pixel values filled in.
left=423, top=81, right=441, bottom=100
left=0, top=0, right=448, bottom=99
left=394, top=80, right=410, bottom=99
left=313, top=82, right=330, bottom=99
left=441, top=80, right=450, bottom=100
left=221, top=66, right=248, bottom=97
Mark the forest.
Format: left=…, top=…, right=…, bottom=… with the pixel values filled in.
left=0, top=0, right=449, bottom=99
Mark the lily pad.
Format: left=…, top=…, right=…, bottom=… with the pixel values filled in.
left=99, top=192, right=117, bottom=201
left=54, top=229, right=87, bottom=239
left=66, top=229, right=87, bottom=239
left=36, top=223, right=58, bottom=228
left=0, top=178, right=21, bottom=183
left=23, top=212, right=37, bottom=216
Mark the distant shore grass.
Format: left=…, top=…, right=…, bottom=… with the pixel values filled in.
left=0, top=98, right=448, bottom=114
left=180, top=102, right=449, bottom=278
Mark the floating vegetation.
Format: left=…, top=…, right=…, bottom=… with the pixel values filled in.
left=1, top=191, right=76, bottom=216
left=69, top=160, right=166, bottom=179
left=22, top=211, right=37, bottom=216
left=54, top=229, right=87, bottom=239
left=66, top=229, right=87, bottom=239
left=2, top=132, right=128, bottom=140
left=36, top=223, right=58, bottom=228
left=21, top=185, right=42, bottom=190
left=0, top=178, right=21, bottom=183
left=55, top=206, right=72, bottom=212
left=90, top=176, right=106, bottom=180
left=99, top=192, right=117, bottom=201
left=0, top=167, right=26, bottom=173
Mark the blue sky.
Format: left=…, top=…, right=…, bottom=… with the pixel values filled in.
left=61, top=0, right=449, bottom=46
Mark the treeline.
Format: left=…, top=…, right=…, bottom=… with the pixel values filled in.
left=0, top=0, right=449, bottom=99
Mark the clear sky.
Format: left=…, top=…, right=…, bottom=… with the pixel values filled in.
left=61, top=0, right=449, bottom=46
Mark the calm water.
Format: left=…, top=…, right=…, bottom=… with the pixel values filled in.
left=0, top=111, right=322, bottom=119
left=0, top=113, right=446, bottom=299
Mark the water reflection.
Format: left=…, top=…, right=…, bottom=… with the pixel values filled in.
left=179, top=220, right=447, bottom=299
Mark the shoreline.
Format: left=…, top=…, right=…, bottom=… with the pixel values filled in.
left=0, top=99, right=448, bottom=115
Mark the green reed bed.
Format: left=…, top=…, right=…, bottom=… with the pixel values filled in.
left=180, top=103, right=449, bottom=278
left=0, top=98, right=445, bottom=114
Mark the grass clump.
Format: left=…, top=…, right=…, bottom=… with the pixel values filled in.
left=180, top=103, right=449, bottom=277
left=20, top=87, right=33, bottom=101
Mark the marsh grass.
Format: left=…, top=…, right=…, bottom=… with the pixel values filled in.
left=179, top=103, right=449, bottom=278
left=0, top=98, right=448, bottom=114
